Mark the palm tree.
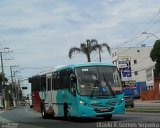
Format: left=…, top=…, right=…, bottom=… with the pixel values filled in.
left=97, top=42, right=111, bottom=62
left=68, top=39, right=101, bottom=62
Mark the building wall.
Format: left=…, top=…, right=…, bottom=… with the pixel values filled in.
left=112, top=46, right=155, bottom=88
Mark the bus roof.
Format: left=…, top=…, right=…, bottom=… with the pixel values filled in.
left=29, top=62, right=115, bottom=78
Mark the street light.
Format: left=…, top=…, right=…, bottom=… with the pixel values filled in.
left=142, top=32, right=160, bottom=40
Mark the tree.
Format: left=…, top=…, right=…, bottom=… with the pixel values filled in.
left=68, top=39, right=100, bottom=62
left=150, top=40, right=160, bottom=77
left=0, top=73, right=8, bottom=86
left=0, top=73, right=8, bottom=93
left=96, top=41, right=111, bottom=62
left=68, top=39, right=111, bottom=62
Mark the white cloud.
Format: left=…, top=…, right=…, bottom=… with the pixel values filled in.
left=0, top=0, right=160, bottom=82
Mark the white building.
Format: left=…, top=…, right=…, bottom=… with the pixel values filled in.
left=112, top=45, right=155, bottom=90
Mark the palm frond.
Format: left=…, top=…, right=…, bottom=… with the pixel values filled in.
left=100, top=43, right=111, bottom=54
left=68, top=47, right=82, bottom=59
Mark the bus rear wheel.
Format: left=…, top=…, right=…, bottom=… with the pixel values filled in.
left=103, top=114, right=112, bottom=120
left=41, top=108, right=48, bottom=119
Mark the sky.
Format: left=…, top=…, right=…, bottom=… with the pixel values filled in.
left=0, top=0, right=160, bottom=95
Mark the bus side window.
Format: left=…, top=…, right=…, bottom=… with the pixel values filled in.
left=60, top=69, right=69, bottom=89
left=53, top=71, right=60, bottom=90
left=47, top=78, right=51, bottom=91
left=52, top=76, right=54, bottom=90
left=30, top=76, right=41, bottom=92
left=41, top=75, right=46, bottom=91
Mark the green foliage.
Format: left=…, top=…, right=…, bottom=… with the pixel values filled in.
left=0, top=73, right=8, bottom=82
left=68, top=39, right=111, bottom=62
left=150, top=40, right=160, bottom=77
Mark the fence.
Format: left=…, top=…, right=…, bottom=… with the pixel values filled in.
left=141, top=78, right=160, bottom=100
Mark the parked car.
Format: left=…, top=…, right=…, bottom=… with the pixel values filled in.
left=21, top=101, right=27, bottom=106
left=124, top=96, right=134, bottom=108
left=132, top=94, right=140, bottom=99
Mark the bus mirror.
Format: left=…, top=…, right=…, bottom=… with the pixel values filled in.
left=71, top=85, right=76, bottom=96
left=70, top=73, right=76, bottom=82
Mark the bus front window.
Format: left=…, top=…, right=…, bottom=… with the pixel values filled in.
left=75, top=66, right=122, bottom=96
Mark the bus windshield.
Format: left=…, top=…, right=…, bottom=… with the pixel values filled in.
left=75, top=66, right=122, bottom=96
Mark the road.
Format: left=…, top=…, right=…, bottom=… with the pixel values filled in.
left=0, top=105, right=160, bottom=128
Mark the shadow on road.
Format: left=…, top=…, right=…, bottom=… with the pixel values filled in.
left=41, top=116, right=122, bottom=123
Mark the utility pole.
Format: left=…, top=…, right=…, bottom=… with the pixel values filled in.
left=0, top=52, right=4, bottom=92
left=10, top=66, right=14, bottom=107
left=0, top=52, right=5, bottom=108
left=10, top=65, right=19, bottom=107
left=0, top=48, right=10, bottom=108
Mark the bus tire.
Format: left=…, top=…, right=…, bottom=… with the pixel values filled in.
left=41, top=105, right=48, bottom=119
left=103, top=114, right=112, bottom=120
left=64, top=104, right=71, bottom=121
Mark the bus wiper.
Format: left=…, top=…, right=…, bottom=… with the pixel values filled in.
left=102, top=73, right=115, bottom=97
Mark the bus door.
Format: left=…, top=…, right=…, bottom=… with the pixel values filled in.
left=53, top=71, right=63, bottom=115
left=46, top=73, right=53, bottom=112
left=67, top=69, right=78, bottom=116
left=60, top=69, right=78, bottom=116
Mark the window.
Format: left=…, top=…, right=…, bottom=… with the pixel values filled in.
left=134, top=71, right=138, bottom=75
left=52, top=77, right=54, bottom=90
left=30, top=76, right=41, bottom=92
left=47, top=78, right=51, bottom=91
left=134, top=60, right=137, bottom=64
left=148, top=86, right=154, bottom=90
left=60, top=69, right=69, bottom=89
left=53, top=71, right=60, bottom=89
left=146, top=68, right=152, bottom=81
left=41, top=75, right=46, bottom=91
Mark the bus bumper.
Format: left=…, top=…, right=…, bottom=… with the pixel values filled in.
left=76, top=102, right=125, bottom=117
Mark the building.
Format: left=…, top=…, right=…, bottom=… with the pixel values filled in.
left=112, top=45, right=155, bottom=95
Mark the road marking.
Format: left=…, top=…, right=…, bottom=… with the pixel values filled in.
left=0, top=116, right=11, bottom=122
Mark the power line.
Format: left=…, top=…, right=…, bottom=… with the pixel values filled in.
left=113, top=10, right=160, bottom=48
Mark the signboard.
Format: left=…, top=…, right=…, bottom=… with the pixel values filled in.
left=122, top=80, right=136, bottom=89
left=118, top=56, right=132, bottom=81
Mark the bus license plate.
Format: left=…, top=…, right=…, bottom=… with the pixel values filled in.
left=100, top=108, right=108, bottom=112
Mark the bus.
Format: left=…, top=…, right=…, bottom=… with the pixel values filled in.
left=28, top=63, right=125, bottom=120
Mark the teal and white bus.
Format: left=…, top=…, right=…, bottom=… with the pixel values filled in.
left=29, top=63, right=125, bottom=120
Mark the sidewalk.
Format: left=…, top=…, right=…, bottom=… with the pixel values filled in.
left=134, top=99, right=160, bottom=104
left=0, top=108, right=5, bottom=114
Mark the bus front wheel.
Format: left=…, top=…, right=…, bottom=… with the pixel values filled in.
left=64, top=104, right=71, bottom=121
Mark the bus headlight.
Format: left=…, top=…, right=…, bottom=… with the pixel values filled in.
left=80, top=100, right=88, bottom=106
left=80, top=100, right=84, bottom=104
left=121, top=98, right=125, bottom=102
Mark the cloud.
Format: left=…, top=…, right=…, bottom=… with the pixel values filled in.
left=0, top=0, right=160, bottom=81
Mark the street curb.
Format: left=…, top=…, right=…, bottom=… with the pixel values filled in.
left=126, top=107, right=160, bottom=113
left=0, top=116, right=11, bottom=122
left=126, top=110, right=160, bottom=113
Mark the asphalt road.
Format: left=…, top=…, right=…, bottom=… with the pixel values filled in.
left=0, top=105, right=160, bottom=128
